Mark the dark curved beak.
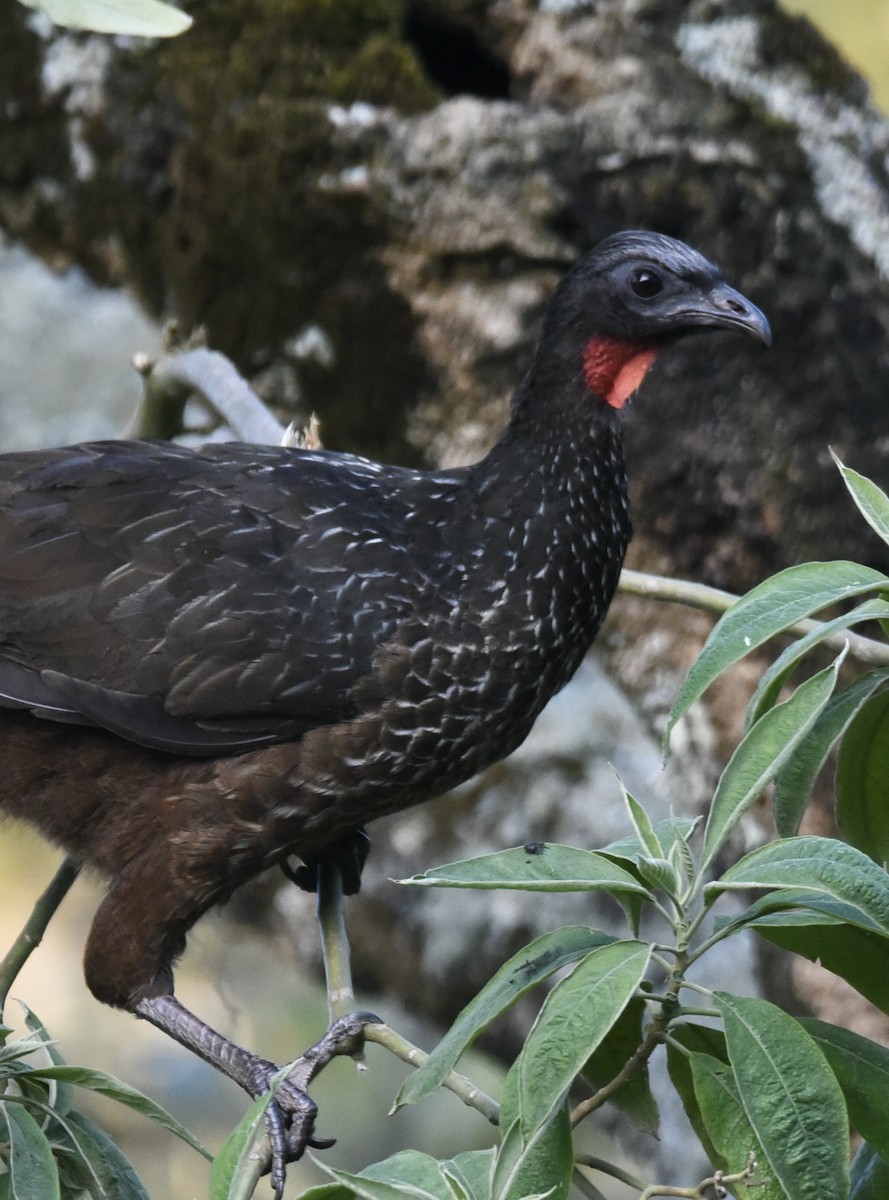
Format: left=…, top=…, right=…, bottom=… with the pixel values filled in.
left=673, top=281, right=772, bottom=346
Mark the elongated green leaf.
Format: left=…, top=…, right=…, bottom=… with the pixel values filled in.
left=774, top=670, right=889, bottom=836
left=402, top=845, right=650, bottom=896
left=710, top=836, right=889, bottom=934
left=836, top=689, right=889, bottom=864
left=666, top=1037, right=723, bottom=1167
left=515, top=941, right=650, bottom=1139
left=301, top=1150, right=483, bottom=1200
left=20, top=1065, right=209, bottom=1158
left=617, top=778, right=663, bottom=858
left=441, top=1149, right=497, bottom=1200
left=666, top=560, right=889, bottom=744
left=689, top=1055, right=782, bottom=1200
left=496, top=1072, right=572, bottom=1200
left=18, top=0, right=191, bottom=35
left=314, top=1151, right=463, bottom=1200
left=395, top=926, right=613, bottom=1111
left=834, top=453, right=889, bottom=546
left=210, top=1091, right=273, bottom=1200
left=294, top=1187, right=353, bottom=1200
left=496, top=1075, right=571, bottom=1200
left=752, top=910, right=889, bottom=1015
left=799, top=1018, right=889, bottom=1161
left=716, top=993, right=849, bottom=1199
left=0, top=1101, right=60, bottom=1200
left=850, top=1142, right=889, bottom=1200
left=20, top=1008, right=73, bottom=1120
left=601, top=817, right=699, bottom=864
left=635, top=857, right=679, bottom=897
left=61, top=1110, right=149, bottom=1200
left=745, top=599, right=889, bottom=731
left=701, top=659, right=842, bottom=871
left=580, top=996, right=659, bottom=1135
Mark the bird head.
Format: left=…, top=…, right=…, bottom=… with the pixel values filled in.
left=538, top=231, right=771, bottom=412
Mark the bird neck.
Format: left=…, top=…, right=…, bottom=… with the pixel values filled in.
left=495, top=354, right=628, bottom=473
left=471, top=361, right=631, bottom=585
left=457, top=368, right=630, bottom=707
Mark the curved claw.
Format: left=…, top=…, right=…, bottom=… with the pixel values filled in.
left=308, top=1134, right=337, bottom=1150
left=265, top=1100, right=290, bottom=1200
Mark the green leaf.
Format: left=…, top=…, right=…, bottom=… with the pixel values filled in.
left=752, top=910, right=889, bottom=1015
left=709, top=836, right=889, bottom=934
left=666, top=560, right=889, bottom=745
left=295, top=1187, right=354, bottom=1200
left=316, top=1151, right=466, bottom=1200
left=395, top=926, right=614, bottom=1111
left=617, top=778, right=663, bottom=858
left=17, top=0, right=191, bottom=35
left=0, top=1101, right=60, bottom=1200
left=20, top=1008, right=73, bottom=1120
left=19, top=1065, right=210, bottom=1159
left=850, top=1142, right=889, bottom=1200
left=700, top=658, right=842, bottom=871
left=601, top=817, right=699, bottom=864
left=60, top=1110, right=149, bottom=1200
left=635, top=857, right=679, bottom=897
left=666, top=1025, right=729, bottom=1168
left=689, top=1055, right=781, bottom=1200
left=799, top=1018, right=889, bottom=1161
left=716, top=993, right=850, bottom=1199
left=210, top=1091, right=273, bottom=1200
left=774, top=670, right=889, bottom=836
left=402, top=845, right=651, bottom=897
left=492, top=1101, right=570, bottom=1200
left=515, top=941, right=651, bottom=1139
left=441, top=1149, right=497, bottom=1200
left=834, top=453, right=889, bottom=547
left=836, top=689, right=889, bottom=864
left=745, top=599, right=889, bottom=730
left=580, top=996, right=659, bottom=1135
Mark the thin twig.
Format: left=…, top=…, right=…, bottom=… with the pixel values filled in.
left=638, top=1150, right=760, bottom=1198
left=571, top=1166, right=610, bottom=1200
left=570, top=1023, right=665, bottom=1128
left=134, top=347, right=285, bottom=444
left=316, top=860, right=357, bottom=1027
left=361, top=1023, right=500, bottom=1124
left=618, top=568, right=889, bottom=665
left=0, top=857, right=81, bottom=1022
left=575, top=1153, right=645, bottom=1190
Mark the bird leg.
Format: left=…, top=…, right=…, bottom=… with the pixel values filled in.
left=135, top=994, right=383, bottom=1196
left=282, top=826, right=370, bottom=896
left=135, top=837, right=380, bottom=1199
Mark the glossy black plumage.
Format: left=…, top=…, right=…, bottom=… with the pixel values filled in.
left=0, top=232, right=770, bottom=1186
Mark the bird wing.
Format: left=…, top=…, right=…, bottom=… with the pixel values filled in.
left=0, top=440, right=463, bottom=755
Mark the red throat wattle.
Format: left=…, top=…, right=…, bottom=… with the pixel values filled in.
left=582, top=336, right=659, bottom=409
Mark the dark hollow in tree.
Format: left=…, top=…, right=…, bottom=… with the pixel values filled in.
left=0, top=232, right=769, bottom=1193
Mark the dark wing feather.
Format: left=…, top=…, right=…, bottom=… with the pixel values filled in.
left=0, top=440, right=464, bottom=754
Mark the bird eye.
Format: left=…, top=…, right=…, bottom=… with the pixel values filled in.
left=629, top=268, right=663, bottom=299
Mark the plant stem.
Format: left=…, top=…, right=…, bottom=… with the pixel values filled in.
left=0, top=857, right=81, bottom=1022
left=575, top=1153, right=645, bottom=1190
left=316, top=860, right=356, bottom=1026
left=361, top=1023, right=500, bottom=1123
left=638, top=1152, right=759, bottom=1199
left=135, top=345, right=285, bottom=444
left=618, top=568, right=889, bottom=665
left=570, top=1019, right=666, bottom=1127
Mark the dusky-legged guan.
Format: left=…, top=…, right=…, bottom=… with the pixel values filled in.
left=0, top=232, right=770, bottom=1191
